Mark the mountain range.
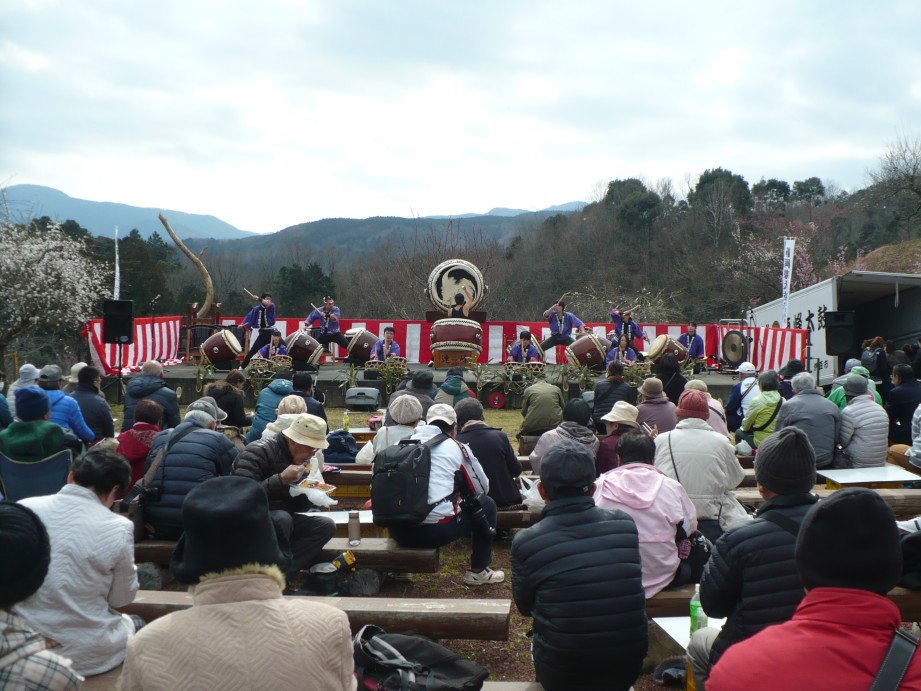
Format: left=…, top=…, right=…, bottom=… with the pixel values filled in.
left=3, top=184, right=586, bottom=245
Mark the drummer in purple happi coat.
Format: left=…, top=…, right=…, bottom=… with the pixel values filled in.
left=305, top=296, right=349, bottom=351
left=255, top=329, right=288, bottom=359
left=508, top=331, right=541, bottom=363
left=539, top=302, right=586, bottom=353
left=606, top=333, right=637, bottom=367
left=370, top=326, right=401, bottom=360
left=241, top=291, right=276, bottom=368
left=613, top=308, right=649, bottom=350
left=677, top=321, right=706, bottom=372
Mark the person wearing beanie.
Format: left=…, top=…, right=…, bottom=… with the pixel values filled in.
left=0, top=502, right=82, bottom=689
left=512, top=439, right=647, bottom=691
left=724, top=361, right=760, bottom=432
left=687, top=427, right=819, bottom=689
left=529, top=398, right=599, bottom=476
left=0, top=387, right=66, bottom=463
left=366, top=394, right=423, bottom=461
left=836, top=373, right=889, bottom=468
left=827, top=364, right=883, bottom=410
left=434, top=367, right=473, bottom=407
left=119, top=477, right=355, bottom=691
left=737, top=370, right=783, bottom=449
left=16, top=447, right=139, bottom=677
left=707, top=488, right=920, bottom=690
left=518, top=379, right=566, bottom=451
left=456, top=397, right=523, bottom=509
left=5, top=362, right=41, bottom=410
left=775, top=371, right=841, bottom=468
left=684, top=379, right=731, bottom=439
left=654, top=390, right=749, bottom=542
left=636, top=376, right=678, bottom=434
left=383, top=370, right=436, bottom=427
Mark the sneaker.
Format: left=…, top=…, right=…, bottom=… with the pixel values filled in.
left=464, top=567, right=505, bottom=586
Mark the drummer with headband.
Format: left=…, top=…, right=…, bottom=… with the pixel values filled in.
left=305, top=296, right=350, bottom=353
left=677, top=321, right=706, bottom=373
left=254, top=329, right=287, bottom=359
left=370, top=326, right=401, bottom=360
left=508, top=331, right=541, bottom=363
left=241, top=291, right=276, bottom=368
left=539, top=301, right=587, bottom=353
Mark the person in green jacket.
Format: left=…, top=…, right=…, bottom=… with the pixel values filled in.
left=737, top=371, right=784, bottom=449
left=0, top=388, right=65, bottom=463
left=826, top=365, right=882, bottom=409
left=434, top=368, right=472, bottom=407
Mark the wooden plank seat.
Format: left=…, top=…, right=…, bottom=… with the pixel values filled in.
left=733, top=487, right=921, bottom=519
left=135, top=537, right=439, bottom=572
left=496, top=509, right=542, bottom=529
left=119, top=591, right=512, bottom=640
left=736, top=454, right=755, bottom=469
left=516, top=456, right=533, bottom=472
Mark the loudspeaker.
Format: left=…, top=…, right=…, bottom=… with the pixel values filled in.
left=824, top=311, right=856, bottom=356
left=103, top=300, right=135, bottom=344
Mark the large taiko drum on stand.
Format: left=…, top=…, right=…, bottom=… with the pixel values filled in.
left=647, top=334, right=689, bottom=364
left=345, top=328, right=378, bottom=364
left=425, top=259, right=487, bottom=313
left=285, top=330, right=324, bottom=367
left=430, top=318, right=483, bottom=369
left=564, top=334, right=611, bottom=370
left=200, top=330, right=242, bottom=365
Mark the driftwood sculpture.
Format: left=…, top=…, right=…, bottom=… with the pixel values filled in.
left=158, top=213, right=214, bottom=319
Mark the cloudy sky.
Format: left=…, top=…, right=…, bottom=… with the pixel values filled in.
left=2, top=1, right=919, bottom=234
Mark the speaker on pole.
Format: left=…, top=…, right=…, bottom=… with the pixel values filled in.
left=103, top=299, right=135, bottom=344
left=824, top=311, right=856, bottom=356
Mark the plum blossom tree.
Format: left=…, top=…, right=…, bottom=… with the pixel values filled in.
left=0, top=215, right=106, bottom=374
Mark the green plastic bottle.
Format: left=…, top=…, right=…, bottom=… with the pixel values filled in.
left=342, top=410, right=350, bottom=432
left=690, top=583, right=708, bottom=635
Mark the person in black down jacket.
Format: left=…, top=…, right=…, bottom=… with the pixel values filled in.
left=511, top=439, right=647, bottom=691
left=204, top=370, right=250, bottom=429
left=121, top=361, right=180, bottom=432
left=591, top=361, right=635, bottom=433
left=143, top=398, right=237, bottom=539
left=69, top=365, right=114, bottom=442
left=455, top=397, right=522, bottom=509
left=687, top=426, right=819, bottom=690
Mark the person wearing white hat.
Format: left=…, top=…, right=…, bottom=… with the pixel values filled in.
left=233, top=413, right=337, bottom=580
left=6, top=363, right=41, bottom=410
left=61, top=362, right=87, bottom=394
left=596, top=401, right=641, bottom=475
left=724, top=362, right=760, bottom=431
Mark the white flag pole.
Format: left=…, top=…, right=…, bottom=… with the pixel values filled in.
left=113, top=226, right=120, bottom=299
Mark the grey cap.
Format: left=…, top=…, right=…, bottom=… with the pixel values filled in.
left=844, top=358, right=861, bottom=372
left=843, top=374, right=868, bottom=397
left=187, top=396, right=228, bottom=422
left=38, top=364, right=63, bottom=383
left=539, top=439, right=596, bottom=496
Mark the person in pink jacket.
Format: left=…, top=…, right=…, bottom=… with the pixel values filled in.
left=594, top=431, right=702, bottom=598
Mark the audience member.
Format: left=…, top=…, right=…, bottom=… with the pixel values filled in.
left=736, top=370, right=783, bottom=449
left=245, top=371, right=294, bottom=442
left=384, top=371, right=436, bottom=426
left=595, top=401, right=640, bottom=476
left=837, top=374, right=889, bottom=468
left=370, top=395, right=422, bottom=454
left=688, top=428, right=818, bottom=689
left=61, top=362, right=88, bottom=395
left=388, top=404, right=504, bottom=586
left=16, top=447, right=138, bottom=676
left=707, top=488, right=919, bottom=690
left=5, top=363, right=41, bottom=409
left=0, top=502, right=82, bottom=689
left=234, top=414, right=337, bottom=582
left=655, top=390, right=749, bottom=540
left=594, top=431, right=700, bottom=597
left=121, top=361, right=180, bottom=432
left=518, top=379, right=565, bottom=440
left=0, top=394, right=11, bottom=430
left=529, top=399, right=598, bottom=475
left=656, top=354, right=688, bottom=406
left=260, top=394, right=307, bottom=440
left=70, top=365, right=115, bottom=442
left=0, top=388, right=65, bottom=462
left=511, top=440, right=647, bottom=691
left=434, top=367, right=473, bottom=406
left=591, top=361, right=634, bottom=433
left=116, top=399, right=163, bottom=488
left=204, top=369, right=250, bottom=428
left=143, top=398, right=237, bottom=539
left=456, top=397, right=523, bottom=509
left=775, top=371, right=841, bottom=468
left=119, top=476, right=355, bottom=690
left=635, top=377, right=678, bottom=434
left=724, top=361, right=760, bottom=431
left=827, top=364, right=882, bottom=409
left=684, top=379, right=731, bottom=438
left=38, top=365, right=94, bottom=446
left=291, top=372, right=327, bottom=424
left=777, top=358, right=804, bottom=400
left=889, top=402, right=921, bottom=469
left=886, top=364, right=921, bottom=445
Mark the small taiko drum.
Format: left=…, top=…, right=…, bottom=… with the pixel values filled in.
left=523, top=361, right=545, bottom=376
left=247, top=358, right=274, bottom=374
left=270, top=355, right=292, bottom=371
left=285, top=330, right=324, bottom=366
left=647, top=334, right=689, bottom=364
left=200, top=330, right=242, bottom=364
left=364, top=359, right=384, bottom=372
left=387, top=356, right=408, bottom=370
left=504, top=361, right=523, bottom=374
left=345, top=328, right=378, bottom=363
left=565, top=334, right=610, bottom=369
left=430, top=318, right=482, bottom=347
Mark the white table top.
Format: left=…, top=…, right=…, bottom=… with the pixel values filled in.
left=653, top=616, right=725, bottom=650
left=300, top=509, right=374, bottom=524
left=817, top=464, right=919, bottom=484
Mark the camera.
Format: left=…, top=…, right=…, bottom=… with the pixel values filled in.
left=454, top=470, right=496, bottom=537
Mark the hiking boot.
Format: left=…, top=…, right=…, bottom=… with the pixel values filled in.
left=464, top=567, right=505, bottom=586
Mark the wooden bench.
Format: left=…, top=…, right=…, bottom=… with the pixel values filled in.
left=135, top=536, right=439, bottom=572
left=120, top=590, right=511, bottom=640
left=733, top=487, right=921, bottom=519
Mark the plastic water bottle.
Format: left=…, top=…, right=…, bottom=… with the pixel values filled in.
left=348, top=510, right=361, bottom=547
left=689, top=583, right=708, bottom=635
left=342, top=410, right=350, bottom=432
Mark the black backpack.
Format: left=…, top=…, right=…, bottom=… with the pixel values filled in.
left=370, top=434, right=452, bottom=527
left=325, top=430, right=359, bottom=464
left=353, top=624, right=489, bottom=690
left=861, top=347, right=879, bottom=374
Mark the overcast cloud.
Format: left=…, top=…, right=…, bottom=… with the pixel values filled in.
left=2, top=1, right=920, bottom=233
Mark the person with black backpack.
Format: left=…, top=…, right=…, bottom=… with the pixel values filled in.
left=380, top=403, right=505, bottom=586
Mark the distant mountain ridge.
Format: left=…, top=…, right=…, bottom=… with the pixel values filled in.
left=425, top=201, right=586, bottom=219
left=3, top=184, right=255, bottom=240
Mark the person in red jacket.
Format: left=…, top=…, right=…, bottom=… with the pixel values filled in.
left=707, top=488, right=917, bottom=691
left=116, top=399, right=163, bottom=489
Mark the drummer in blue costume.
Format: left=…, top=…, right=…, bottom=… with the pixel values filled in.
left=539, top=301, right=586, bottom=353
left=508, top=331, right=542, bottom=363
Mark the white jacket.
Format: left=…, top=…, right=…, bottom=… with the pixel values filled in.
left=410, top=424, right=489, bottom=523
left=16, top=484, right=138, bottom=676
left=654, top=418, right=750, bottom=531
left=838, top=395, right=889, bottom=468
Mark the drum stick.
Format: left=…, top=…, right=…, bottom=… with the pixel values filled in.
left=243, top=287, right=258, bottom=300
